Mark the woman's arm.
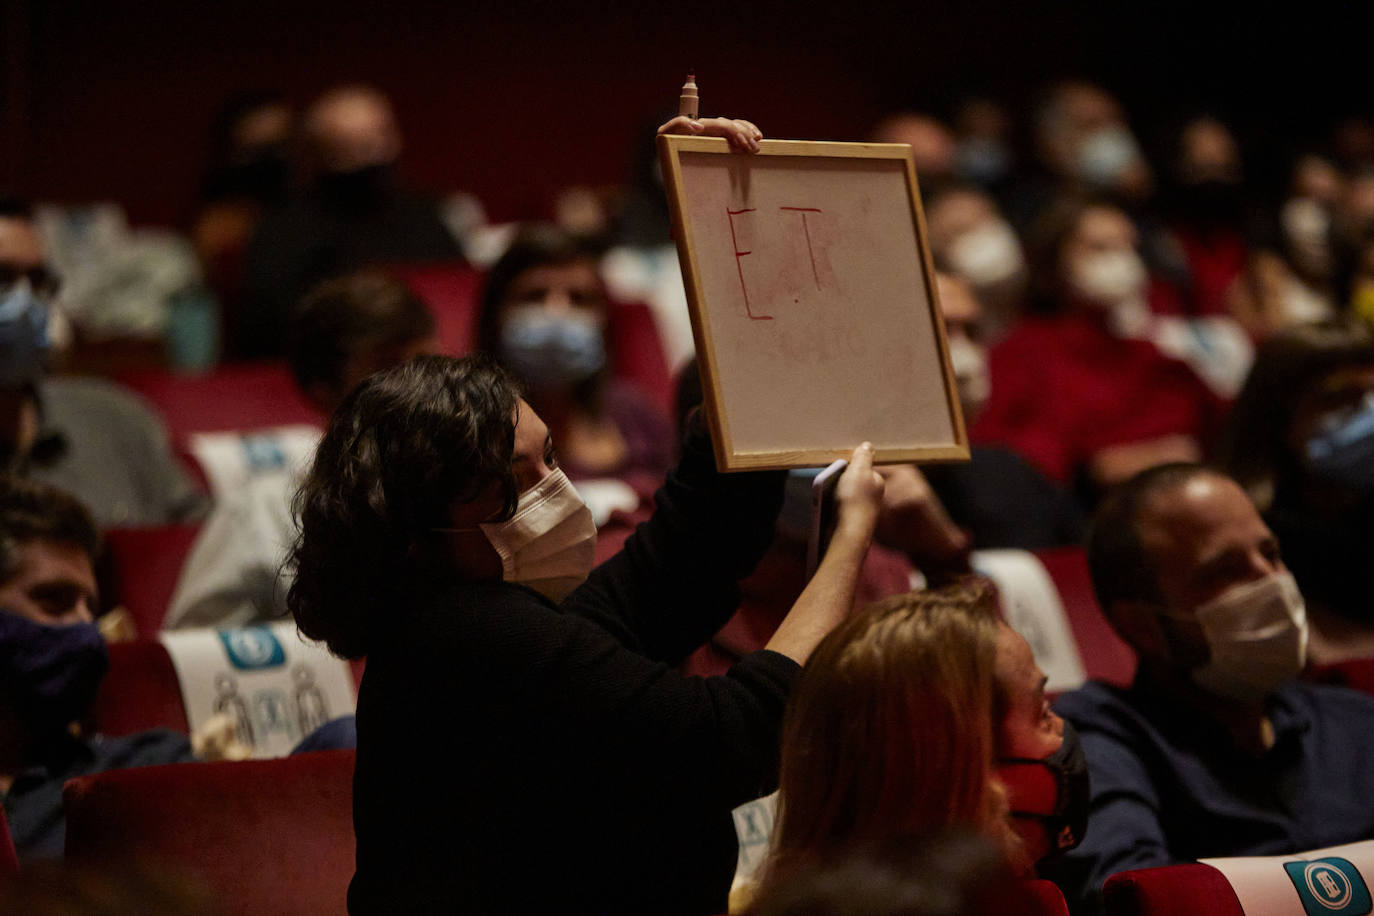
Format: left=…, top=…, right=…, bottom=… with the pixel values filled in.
left=764, top=443, right=885, bottom=665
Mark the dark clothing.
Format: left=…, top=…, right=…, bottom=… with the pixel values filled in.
left=0, top=729, right=193, bottom=861
left=348, top=421, right=793, bottom=915
left=32, top=377, right=206, bottom=527
left=236, top=183, right=461, bottom=358
left=1046, top=674, right=1374, bottom=915
left=923, top=446, right=1083, bottom=550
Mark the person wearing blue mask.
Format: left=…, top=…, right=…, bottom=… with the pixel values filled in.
left=1220, top=319, right=1374, bottom=665
left=476, top=224, right=674, bottom=483
left=0, top=476, right=193, bottom=861
left=0, top=195, right=205, bottom=526
left=1042, top=463, right=1374, bottom=914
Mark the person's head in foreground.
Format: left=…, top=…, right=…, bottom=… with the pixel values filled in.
left=747, top=828, right=1038, bottom=916
left=1089, top=463, right=1307, bottom=709
left=287, top=354, right=594, bottom=659
left=0, top=475, right=106, bottom=750
left=285, top=269, right=439, bottom=415
left=761, top=578, right=1087, bottom=894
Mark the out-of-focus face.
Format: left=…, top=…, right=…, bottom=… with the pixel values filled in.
left=1292, top=154, right=1344, bottom=206
left=1178, top=118, right=1242, bottom=185
left=1065, top=206, right=1138, bottom=269
left=994, top=623, right=1064, bottom=761
left=306, top=88, right=402, bottom=175
left=926, top=189, right=1000, bottom=254
left=0, top=217, right=47, bottom=280
left=232, top=103, right=294, bottom=152
left=1288, top=364, right=1374, bottom=459
left=1135, top=474, right=1286, bottom=667
left=1342, top=174, right=1374, bottom=239
left=501, top=260, right=606, bottom=317
left=873, top=113, right=956, bottom=181
left=1043, top=83, right=1151, bottom=197
left=0, top=539, right=98, bottom=627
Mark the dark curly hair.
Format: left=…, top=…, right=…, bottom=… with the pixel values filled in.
left=286, top=354, right=521, bottom=658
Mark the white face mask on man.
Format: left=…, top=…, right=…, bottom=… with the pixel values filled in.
left=1182, top=571, right=1309, bottom=704
left=440, top=468, right=597, bottom=603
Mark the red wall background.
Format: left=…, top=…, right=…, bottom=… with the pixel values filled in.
left=2, top=0, right=1366, bottom=227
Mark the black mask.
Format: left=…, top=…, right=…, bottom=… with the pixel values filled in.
left=0, top=609, right=108, bottom=735
left=997, top=719, right=1091, bottom=860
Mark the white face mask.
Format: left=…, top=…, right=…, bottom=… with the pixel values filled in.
left=455, top=469, right=597, bottom=603
left=1069, top=249, right=1147, bottom=308
left=1185, top=571, right=1308, bottom=704
left=1076, top=126, right=1144, bottom=187
left=947, top=336, right=990, bottom=421
left=946, top=220, right=1026, bottom=289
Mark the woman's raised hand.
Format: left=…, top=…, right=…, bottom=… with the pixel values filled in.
left=834, top=442, right=885, bottom=544
left=657, top=116, right=762, bottom=152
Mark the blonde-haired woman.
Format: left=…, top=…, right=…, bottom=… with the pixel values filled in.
left=753, top=578, right=1086, bottom=907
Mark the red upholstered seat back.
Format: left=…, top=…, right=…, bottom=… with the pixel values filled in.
left=0, top=807, right=18, bottom=878
left=90, top=639, right=190, bottom=736
left=390, top=261, right=484, bottom=356
left=116, top=363, right=319, bottom=442
left=1035, top=547, right=1137, bottom=688
left=605, top=301, right=675, bottom=418
left=64, top=751, right=355, bottom=915
left=1102, top=863, right=1245, bottom=916
left=103, top=523, right=202, bottom=636
left=1306, top=658, right=1374, bottom=696
left=1025, top=878, right=1072, bottom=915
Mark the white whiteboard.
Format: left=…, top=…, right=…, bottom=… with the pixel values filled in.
left=659, top=136, right=968, bottom=470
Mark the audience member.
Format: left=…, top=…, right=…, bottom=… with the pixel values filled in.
left=911, top=273, right=1083, bottom=554
left=757, top=579, right=1086, bottom=902
left=191, top=90, right=296, bottom=314
left=971, top=195, right=1220, bottom=496
left=164, top=269, right=440, bottom=629
left=0, top=195, right=204, bottom=526
left=925, top=185, right=1029, bottom=338
left=747, top=829, right=1038, bottom=916
left=1044, top=463, right=1374, bottom=913
left=477, top=223, right=674, bottom=481
left=1160, top=116, right=1251, bottom=316
left=287, top=349, right=883, bottom=913
left=0, top=477, right=194, bottom=861
left=235, top=84, right=461, bottom=358
left=871, top=112, right=957, bottom=191
left=951, top=97, right=1017, bottom=194
left=1219, top=319, right=1374, bottom=662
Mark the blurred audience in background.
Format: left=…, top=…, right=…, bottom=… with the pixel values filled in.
left=478, top=225, right=674, bottom=484
left=1219, top=319, right=1374, bottom=663
left=0, top=196, right=204, bottom=526
left=235, top=85, right=461, bottom=359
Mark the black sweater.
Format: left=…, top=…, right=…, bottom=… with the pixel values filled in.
left=347, top=421, right=795, bottom=915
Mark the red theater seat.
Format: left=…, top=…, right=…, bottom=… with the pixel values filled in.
left=1035, top=547, right=1137, bottom=687
left=390, top=261, right=484, bottom=355
left=0, top=807, right=17, bottom=878
left=1306, top=658, right=1374, bottom=696
left=1025, top=878, right=1072, bottom=915
left=103, top=523, right=201, bottom=636
left=64, top=751, right=355, bottom=916
left=1102, top=863, right=1245, bottom=916
left=606, top=301, right=675, bottom=419
left=116, top=363, right=319, bottom=443
left=90, top=640, right=189, bottom=736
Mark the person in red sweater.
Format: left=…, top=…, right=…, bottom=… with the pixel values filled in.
left=971, top=195, right=1221, bottom=497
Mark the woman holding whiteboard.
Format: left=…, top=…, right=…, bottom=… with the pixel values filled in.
left=288, top=115, right=879, bottom=915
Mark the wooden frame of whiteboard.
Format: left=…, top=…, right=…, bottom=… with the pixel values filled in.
left=657, top=134, right=969, bottom=471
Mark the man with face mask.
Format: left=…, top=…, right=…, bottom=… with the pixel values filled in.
left=1041, top=464, right=1374, bottom=914
left=0, top=195, right=205, bottom=527
left=0, top=476, right=194, bottom=861
left=235, top=84, right=462, bottom=359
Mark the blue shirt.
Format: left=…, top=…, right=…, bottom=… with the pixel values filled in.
left=1045, top=675, right=1374, bottom=915
left=1, top=729, right=193, bottom=862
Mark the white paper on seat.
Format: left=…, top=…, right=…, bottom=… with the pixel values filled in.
left=972, top=549, right=1087, bottom=693
left=188, top=424, right=322, bottom=500
left=160, top=620, right=355, bottom=758
left=1201, top=839, right=1374, bottom=916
